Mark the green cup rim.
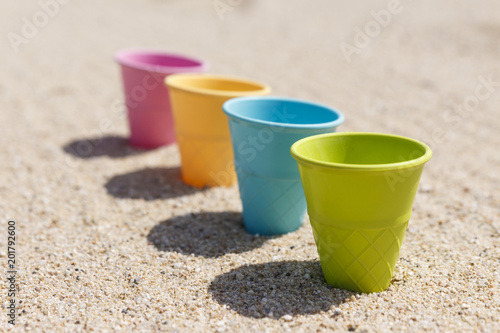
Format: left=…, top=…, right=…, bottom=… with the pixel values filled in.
left=290, top=132, right=432, bottom=171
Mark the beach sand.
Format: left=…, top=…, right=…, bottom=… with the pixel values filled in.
left=0, top=0, right=499, bottom=331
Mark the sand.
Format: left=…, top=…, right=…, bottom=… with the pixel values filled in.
left=0, top=0, right=499, bottom=332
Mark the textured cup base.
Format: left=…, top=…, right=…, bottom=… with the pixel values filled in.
left=128, top=138, right=175, bottom=149
left=177, top=136, right=236, bottom=188
left=238, top=171, right=306, bottom=236
left=310, top=218, right=408, bottom=293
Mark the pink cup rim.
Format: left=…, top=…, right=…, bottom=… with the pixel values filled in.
left=114, top=48, right=208, bottom=74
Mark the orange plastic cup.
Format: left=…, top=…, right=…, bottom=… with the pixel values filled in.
left=165, top=74, right=270, bottom=188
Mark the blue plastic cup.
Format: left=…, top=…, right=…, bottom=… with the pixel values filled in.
left=223, top=96, right=344, bottom=235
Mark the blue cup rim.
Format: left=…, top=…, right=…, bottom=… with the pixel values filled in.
left=223, top=96, right=344, bottom=129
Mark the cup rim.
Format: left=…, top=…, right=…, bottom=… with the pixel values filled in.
left=291, top=132, right=432, bottom=171
left=114, top=48, right=208, bottom=74
left=223, top=96, right=345, bottom=129
left=165, top=73, right=271, bottom=97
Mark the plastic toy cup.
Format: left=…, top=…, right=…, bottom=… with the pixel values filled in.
left=165, top=74, right=270, bottom=188
left=291, top=133, right=432, bottom=293
left=223, top=96, right=344, bottom=235
left=115, top=49, right=208, bottom=148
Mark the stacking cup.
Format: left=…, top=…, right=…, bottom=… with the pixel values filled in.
left=166, top=74, right=270, bottom=188
left=291, top=133, right=432, bottom=293
left=223, top=96, right=344, bottom=235
left=115, top=49, right=208, bottom=148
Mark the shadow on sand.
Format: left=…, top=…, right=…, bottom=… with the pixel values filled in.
left=105, top=167, right=202, bottom=200
left=148, top=212, right=275, bottom=258
left=209, top=260, right=355, bottom=319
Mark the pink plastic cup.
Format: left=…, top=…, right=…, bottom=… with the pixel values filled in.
left=115, top=49, right=208, bottom=148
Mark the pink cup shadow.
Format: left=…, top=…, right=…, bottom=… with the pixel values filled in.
left=115, top=49, right=208, bottom=149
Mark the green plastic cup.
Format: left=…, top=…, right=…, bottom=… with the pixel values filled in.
left=291, top=132, right=432, bottom=293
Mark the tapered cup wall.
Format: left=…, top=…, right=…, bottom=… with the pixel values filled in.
left=291, top=133, right=432, bottom=293
left=115, top=49, right=208, bottom=148
left=223, top=96, right=344, bottom=235
left=166, top=75, right=270, bottom=188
